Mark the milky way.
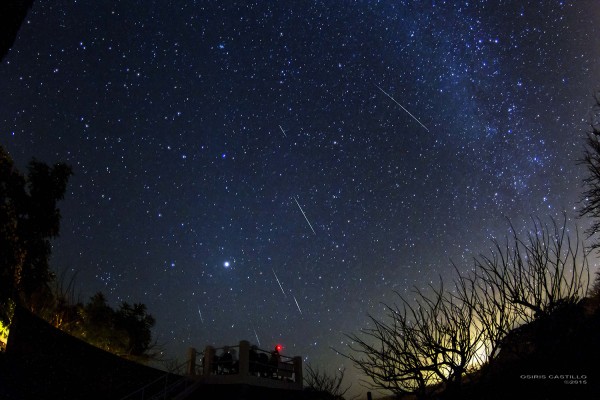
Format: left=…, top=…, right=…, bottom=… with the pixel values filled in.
left=1, top=1, right=599, bottom=396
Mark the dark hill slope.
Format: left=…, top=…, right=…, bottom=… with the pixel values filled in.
left=0, top=306, right=325, bottom=400
left=1, top=305, right=170, bottom=399
left=460, top=300, right=600, bottom=400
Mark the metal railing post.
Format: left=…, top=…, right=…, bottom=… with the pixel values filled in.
left=187, top=347, right=196, bottom=376
left=203, top=345, right=215, bottom=376
left=293, top=356, right=303, bottom=387
left=239, top=340, right=250, bottom=377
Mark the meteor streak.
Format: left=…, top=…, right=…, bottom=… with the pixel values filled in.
left=375, top=84, right=430, bottom=132
left=197, top=305, right=204, bottom=323
left=272, top=268, right=287, bottom=297
left=253, top=327, right=261, bottom=346
left=293, top=196, right=316, bottom=235
left=293, top=295, right=303, bottom=315
left=279, top=125, right=288, bottom=137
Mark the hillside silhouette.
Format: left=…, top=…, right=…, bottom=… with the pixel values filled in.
left=462, top=299, right=598, bottom=399
left=0, top=305, right=330, bottom=400
left=2, top=296, right=599, bottom=399
left=385, top=296, right=600, bottom=400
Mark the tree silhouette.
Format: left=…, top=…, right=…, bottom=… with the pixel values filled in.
left=579, top=92, right=600, bottom=250
left=344, top=280, right=486, bottom=399
left=73, top=292, right=123, bottom=353
left=344, top=217, right=589, bottom=399
left=44, top=267, right=80, bottom=330
left=452, top=265, right=517, bottom=365
left=65, top=292, right=157, bottom=358
left=0, top=145, right=72, bottom=324
left=304, top=364, right=350, bottom=400
left=475, top=217, right=588, bottom=324
left=0, top=146, right=158, bottom=360
left=115, top=302, right=156, bottom=356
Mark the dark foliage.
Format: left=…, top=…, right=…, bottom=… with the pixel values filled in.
left=115, top=301, right=156, bottom=356
left=0, top=145, right=72, bottom=324
left=0, top=146, right=156, bottom=360
left=59, top=292, right=157, bottom=358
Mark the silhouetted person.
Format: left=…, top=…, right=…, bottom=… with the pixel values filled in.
left=258, top=352, right=269, bottom=377
left=211, top=353, right=220, bottom=375
left=269, top=347, right=281, bottom=378
left=220, top=346, right=234, bottom=374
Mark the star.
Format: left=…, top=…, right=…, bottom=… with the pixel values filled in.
left=1, top=2, right=598, bottom=398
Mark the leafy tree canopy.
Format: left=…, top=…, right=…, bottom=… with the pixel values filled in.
left=0, top=146, right=157, bottom=360
left=66, top=292, right=157, bottom=357
left=0, top=145, right=72, bottom=324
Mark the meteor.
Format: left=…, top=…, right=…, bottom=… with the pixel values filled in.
left=279, top=125, right=288, bottom=138
left=293, top=295, right=303, bottom=315
left=293, top=196, right=316, bottom=235
left=253, top=327, right=261, bottom=346
left=272, top=268, right=287, bottom=297
left=197, top=305, right=204, bottom=323
left=375, top=84, right=430, bottom=132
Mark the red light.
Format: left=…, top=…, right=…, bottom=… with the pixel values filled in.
left=275, top=344, right=283, bottom=352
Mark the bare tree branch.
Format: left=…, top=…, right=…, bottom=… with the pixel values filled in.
left=304, top=364, right=351, bottom=399
left=341, top=216, right=589, bottom=399
left=476, top=216, right=589, bottom=324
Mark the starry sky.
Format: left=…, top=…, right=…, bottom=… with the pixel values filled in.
left=1, top=0, right=599, bottom=396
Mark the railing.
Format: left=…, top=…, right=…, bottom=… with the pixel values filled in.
left=248, top=346, right=297, bottom=380
left=207, top=345, right=240, bottom=375
left=120, top=356, right=199, bottom=400
left=122, top=340, right=303, bottom=399
left=187, top=340, right=303, bottom=390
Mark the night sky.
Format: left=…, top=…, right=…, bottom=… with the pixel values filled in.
left=1, top=1, right=599, bottom=395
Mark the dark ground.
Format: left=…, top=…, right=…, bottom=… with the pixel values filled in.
left=0, top=306, right=333, bottom=400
